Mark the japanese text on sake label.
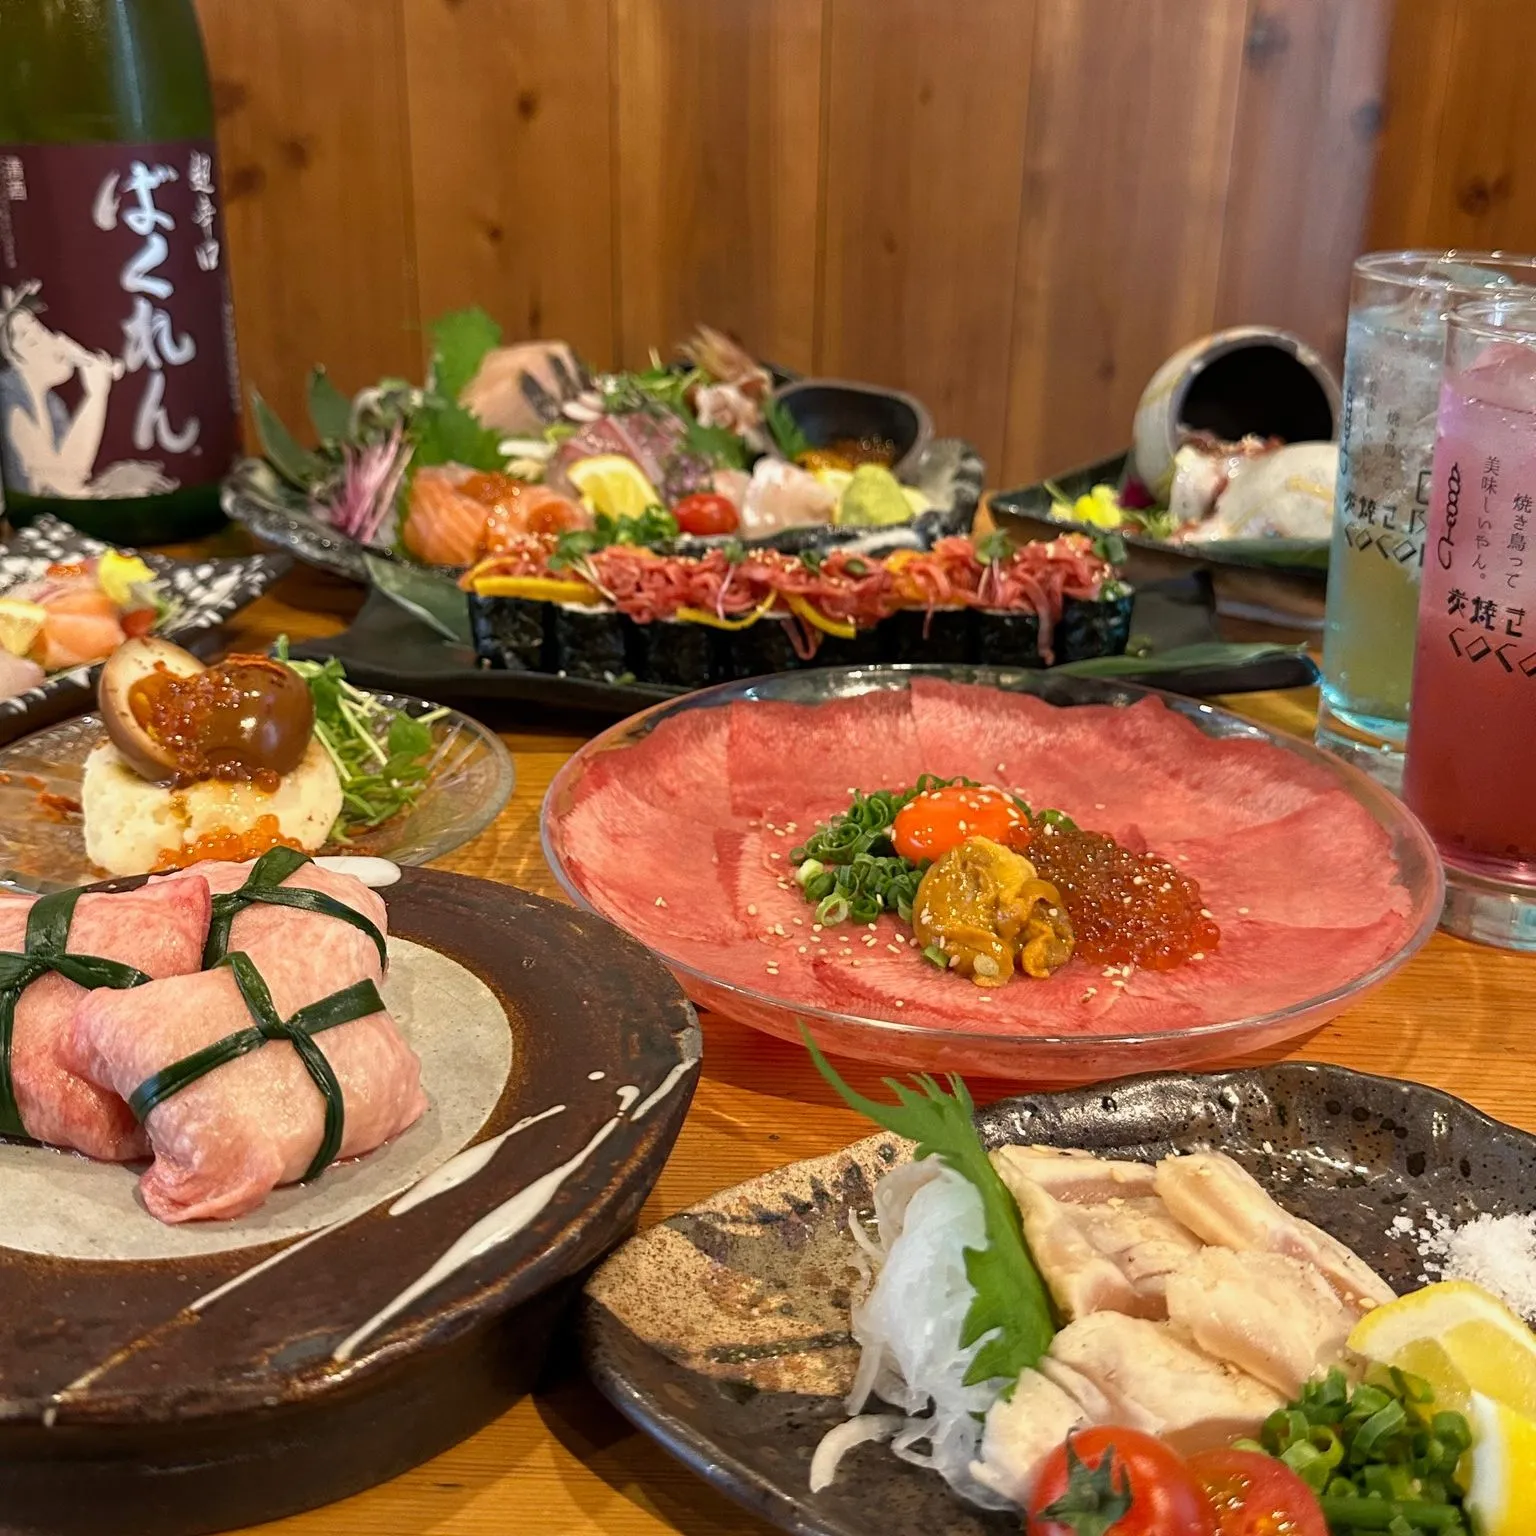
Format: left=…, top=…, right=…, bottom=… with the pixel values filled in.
left=1437, top=460, right=1536, bottom=676
left=0, top=139, right=237, bottom=500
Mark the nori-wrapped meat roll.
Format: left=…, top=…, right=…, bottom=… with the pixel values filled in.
left=879, top=606, right=973, bottom=665
left=628, top=617, right=715, bottom=689
left=972, top=608, right=1043, bottom=667
left=810, top=626, right=883, bottom=670
left=551, top=603, right=630, bottom=681
left=1056, top=591, right=1134, bottom=663
left=721, top=617, right=803, bottom=680
left=468, top=594, right=547, bottom=671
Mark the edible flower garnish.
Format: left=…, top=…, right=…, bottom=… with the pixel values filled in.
left=804, top=1028, right=1056, bottom=1385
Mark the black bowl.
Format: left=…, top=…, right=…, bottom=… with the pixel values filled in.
left=770, top=379, right=934, bottom=479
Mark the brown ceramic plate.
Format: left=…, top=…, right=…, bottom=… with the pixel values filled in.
left=0, top=867, right=699, bottom=1536
left=582, top=1062, right=1533, bottom=1536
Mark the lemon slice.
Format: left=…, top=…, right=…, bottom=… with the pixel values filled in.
left=1349, top=1280, right=1536, bottom=1419
left=0, top=598, right=47, bottom=658
left=97, top=549, right=156, bottom=607
left=565, top=455, right=661, bottom=520
left=1466, top=1392, right=1536, bottom=1534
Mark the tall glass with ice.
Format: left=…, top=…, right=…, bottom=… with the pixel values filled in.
left=1404, top=296, right=1536, bottom=950
left=1317, top=254, right=1536, bottom=789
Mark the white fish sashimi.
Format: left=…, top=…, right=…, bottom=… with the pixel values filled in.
left=816, top=1159, right=1014, bottom=1510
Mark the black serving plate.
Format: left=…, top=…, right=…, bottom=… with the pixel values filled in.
left=0, top=516, right=290, bottom=747
left=291, top=569, right=1317, bottom=718
left=582, top=1062, right=1529, bottom=1536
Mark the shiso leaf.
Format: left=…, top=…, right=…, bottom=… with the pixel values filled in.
left=428, top=306, right=502, bottom=401
left=803, top=1028, right=1056, bottom=1386
left=306, top=367, right=354, bottom=444
left=765, top=396, right=811, bottom=461
left=252, top=390, right=326, bottom=488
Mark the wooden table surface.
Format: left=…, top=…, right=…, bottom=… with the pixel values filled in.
left=213, top=554, right=1535, bottom=1536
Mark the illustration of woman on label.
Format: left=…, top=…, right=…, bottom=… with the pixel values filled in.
left=0, top=283, right=176, bottom=499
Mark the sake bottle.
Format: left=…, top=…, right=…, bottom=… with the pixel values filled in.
left=0, top=0, right=239, bottom=543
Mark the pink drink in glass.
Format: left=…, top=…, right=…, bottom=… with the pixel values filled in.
left=1404, top=341, right=1536, bottom=883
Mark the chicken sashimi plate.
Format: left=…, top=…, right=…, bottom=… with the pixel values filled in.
left=543, top=668, right=1442, bottom=1079
left=584, top=1059, right=1536, bottom=1536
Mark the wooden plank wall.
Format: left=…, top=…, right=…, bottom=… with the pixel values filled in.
left=196, top=0, right=1399, bottom=488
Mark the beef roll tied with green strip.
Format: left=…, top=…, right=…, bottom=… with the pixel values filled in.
left=0, top=877, right=210, bottom=1160
left=68, top=853, right=423, bottom=1224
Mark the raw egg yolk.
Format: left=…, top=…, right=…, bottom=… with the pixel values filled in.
left=891, top=785, right=1025, bottom=864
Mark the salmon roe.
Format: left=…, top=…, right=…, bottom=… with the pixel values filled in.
left=1017, top=819, right=1220, bottom=971
left=155, top=814, right=304, bottom=872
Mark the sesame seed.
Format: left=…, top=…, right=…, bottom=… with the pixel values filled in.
left=747, top=904, right=758, bottom=916
left=1237, top=906, right=1250, bottom=915
left=772, top=923, right=785, bottom=936
left=1094, top=802, right=1106, bottom=810
left=996, top=763, right=1006, bottom=774
left=773, top=827, right=785, bottom=838
left=654, top=896, right=667, bottom=907
left=1192, top=952, right=1205, bottom=961
left=1081, top=986, right=1097, bottom=1000
left=895, top=1000, right=906, bottom=1008
left=813, top=923, right=823, bottom=933
left=887, top=943, right=903, bottom=954
left=1111, top=978, right=1126, bottom=988
left=798, top=945, right=808, bottom=954
left=1200, top=908, right=1212, bottom=918
left=770, top=853, right=781, bottom=861
left=792, top=916, right=803, bottom=926
left=852, top=959, right=862, bottom=967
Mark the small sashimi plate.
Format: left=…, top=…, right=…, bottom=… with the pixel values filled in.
left=542, top=667, right=1440, bottom=1081
left=0, top=867, right=700, bottom=1536
left=0, top=514, right=290, bottom=746
left=0, top=690, right=512, bottom=894
left=582, top=1062, right=1528, bottom=1536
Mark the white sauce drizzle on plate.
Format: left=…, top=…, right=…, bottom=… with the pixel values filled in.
left=314, top=856, right=401, bottom=888
left=331, top=1088, right=637, bottom=1363
left=390, top=1104, right=566, bottom=1217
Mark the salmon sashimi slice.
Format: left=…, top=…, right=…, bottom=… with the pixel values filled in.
left=1154, top=1151, right=1397, bottom=1308
left=0, top=877, right=211, bottom=1160
left=404, top=465, right=587, bottom=566
left=72, top=861, right=420, bottom=1222
left=34, top=583, right=126, bottom=670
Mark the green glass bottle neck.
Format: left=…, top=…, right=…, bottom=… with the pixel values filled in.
left=0, top=0, right=213, bottom=144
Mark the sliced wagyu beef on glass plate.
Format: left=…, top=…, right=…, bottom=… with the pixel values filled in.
left=543, top=671, right=1442, bottom=1080
left=69, top=853, right=425, bottom=1223
left=0, top=877, right=211, bottom=1160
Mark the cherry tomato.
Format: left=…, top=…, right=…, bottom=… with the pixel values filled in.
left=673, top=492, right=739, bottom=536
left=120, top=608, right=157, bottom=638
left=1184, top=1450, right=1327, bottom=1536
left=1030, top=1428, right=1216, bottom=1536
left=890, top=784, right=1024, bottom=863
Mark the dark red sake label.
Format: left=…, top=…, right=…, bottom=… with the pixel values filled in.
left=0, top=139, right=239, bottom=500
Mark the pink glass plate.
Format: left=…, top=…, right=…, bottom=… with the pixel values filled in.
left=541, top=667, right=1443, bottom=1082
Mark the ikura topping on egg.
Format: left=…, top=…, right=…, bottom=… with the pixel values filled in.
left=99, top=637, right=315, bottom=789
left=891, top=784, right=1026, bottom=864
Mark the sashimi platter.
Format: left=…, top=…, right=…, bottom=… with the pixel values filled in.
left=0, top=850, right=699, bottom=1533
left=543, top=667, right=1442, bottom=1079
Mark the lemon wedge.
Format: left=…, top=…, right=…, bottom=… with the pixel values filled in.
left=0, top=597, right=47, bottom=658
left=1465, top=1392, right=1536, bottom=1534
left=97, top=549, right=157, bottom=608
left=565, top=455, right=661, bottom=520
left=1349, top=1280, right=1536, bottom=1419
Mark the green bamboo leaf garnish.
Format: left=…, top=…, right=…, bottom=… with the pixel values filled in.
left=803, top=1028, right=1056, bottom=1386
